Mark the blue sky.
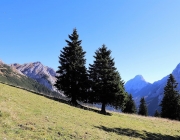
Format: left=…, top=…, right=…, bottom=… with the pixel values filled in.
left=0, top=1, right=180, bottom=83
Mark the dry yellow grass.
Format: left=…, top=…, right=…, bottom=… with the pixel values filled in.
left=0, top=83, right=180, bottom=140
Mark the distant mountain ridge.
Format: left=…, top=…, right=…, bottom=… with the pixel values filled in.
left=0, top=61, right=54, bottom=95
left=2, top=58, right=180, bottom=116
left=125, top=75, right=150, bottom=97
left=125, top=63, right=180, bottom=116
left=11, top=62, right=57, bottom=92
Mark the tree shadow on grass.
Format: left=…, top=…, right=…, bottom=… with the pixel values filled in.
left=95, top=125, right=180, bottom=140
left=70, top=103, right=112, bottom=116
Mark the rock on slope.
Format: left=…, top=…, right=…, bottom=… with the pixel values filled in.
left=11, top=62, right=57, bottom=92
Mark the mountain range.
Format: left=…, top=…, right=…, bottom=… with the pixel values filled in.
left=0, top=60, right=55, bottom=96
left=125, top=63, right=180, bottom=116
left=1, top=59, right=180, bottom=116
left=11, top=62, right=57, bottom=92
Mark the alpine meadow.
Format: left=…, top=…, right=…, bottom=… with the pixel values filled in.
left=1, top=28, right=180, bottom=139
left=1, top=1, right=180, bottom=139
left=1, top=83, right=180, bottom=139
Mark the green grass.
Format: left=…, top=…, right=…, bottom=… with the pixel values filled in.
left=0, top=83, right=180, bottom=140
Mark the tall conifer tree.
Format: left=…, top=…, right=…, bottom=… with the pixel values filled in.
left=55, top=29, right=88, bottom=105
left=154, top=110, right=160, bottom=117
left=123, top=94, right=137, bottom=114
left=160, top=74, right=180, bottom=120
left=88, top=45, right=126, bottom=114
left=138, top=97, right=148, bottom=116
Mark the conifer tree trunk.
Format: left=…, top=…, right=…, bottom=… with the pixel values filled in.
left=101, top=103, right=106, bottom=114
left=70, top=96, right=78, bottom=106
left=71, top=88, right=78, bottom=106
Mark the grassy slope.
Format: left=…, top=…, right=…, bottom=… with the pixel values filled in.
left=0, top=83, right=180, bottom=140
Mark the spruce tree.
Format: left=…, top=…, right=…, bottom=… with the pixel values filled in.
left=88, top=45, right=126, bottom=114
left=160, top=74, right=180, bottom=120
left=123, top=94, right=137, bottom=114
left=138, top=97, right=148, bottom=116
left=154, top=110, right=160, bottom=117
left=112, top=73, right=128, bottom=111
left=177, top=95, right=180, bottom=120
left=54, top=29, right=88, bottom=105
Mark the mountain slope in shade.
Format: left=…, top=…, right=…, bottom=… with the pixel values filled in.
left=11, top=62, right=57, bottom=92
left=130, top=63, right=180, bottom=116
left=125, top=75, right=150, bottom=97
left=132, top=76, right=168, bottom=116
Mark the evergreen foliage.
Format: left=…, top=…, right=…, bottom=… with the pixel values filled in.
left=88, top=45, right=126, bottom=114
left=138, top=97, right=148, bottom=116
left=55, top=29, right=88, bottom=105
left=154, top=110, right=160, bottom=117
left=160, top=74, right=180, bottom=120
left=123, top=94, right=137, bottom=114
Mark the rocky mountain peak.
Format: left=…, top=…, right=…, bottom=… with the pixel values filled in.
left=172, top=63, right=180, bottom=76
left=133, top=75, right=146, bottom=81
left=33, top=61, right=43, bottom=67
left=171, top=63, right=180, bottom=89
left=0, top=60, right=4, bottom=65
left=12, top=62, right=57, bottom=91
left=125, top=75, right=149, bottom=96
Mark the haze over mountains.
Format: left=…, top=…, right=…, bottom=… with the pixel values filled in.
left=125, top=63, right=180, bottom=115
